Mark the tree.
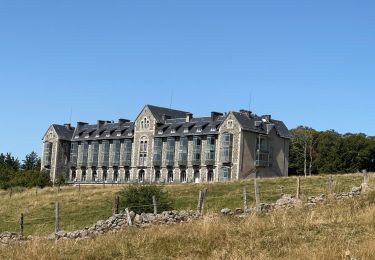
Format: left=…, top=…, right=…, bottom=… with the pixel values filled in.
left=290, top=126, right=318, bottom=176
left=22, top=151, right=41, bottom=171
left=4, top=153, right=20, bottom=171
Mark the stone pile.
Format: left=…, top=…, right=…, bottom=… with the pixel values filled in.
left=54, top=210, right=200, bottom=241
left=0, top=232, right=31, bottom=245
left=221, top=185, right=368, bottom=215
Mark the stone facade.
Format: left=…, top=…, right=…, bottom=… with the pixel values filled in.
left=41, top=105, right=291, bottom=183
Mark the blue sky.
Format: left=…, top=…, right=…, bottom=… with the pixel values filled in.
left=0, top=1, right=374, bottom=160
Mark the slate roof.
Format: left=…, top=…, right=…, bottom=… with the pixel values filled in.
left=155, top=116, right=226, bottom=137
left=48, top=105, right=291, bottom=142
left=52, top=124, right=75, bottom=141
left=146, top=105, right=189, bottom=123
left=232, top=112, right=292, bottom=139
left=72, top=122, right=134, bottom=142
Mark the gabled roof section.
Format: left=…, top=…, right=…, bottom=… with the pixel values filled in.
left=231, top=112, right=291, bottom=139
left=52, top=124, right=75, bottom=141
left=146, top=104, right=190, bottom=123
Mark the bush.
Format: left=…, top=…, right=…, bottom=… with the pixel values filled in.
left=118, top=185, right=173, bottom=214
left=10, top=170, right=51, bottom=188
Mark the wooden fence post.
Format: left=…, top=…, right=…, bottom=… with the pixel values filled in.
left=363, top=170, right=369, bottom=185
left=254, top=178, right=260, bottom=212
left=125, top=208, right=132, bottom=226
left=201, top=188, right=208, bottom=215
left=19, top=213, right=24, bottom=237
left=197, top=190, right=203, bottom=213
left=55, top=202, right=60, bottom=235
left=296, top=177, right=301, bottom=199
left=328, top=175, right=333, bottom=193
left=112, top=196, right=120, bottom=216
left=279, top=186, right=284, bottom=197
left=152, top=195, right=158, bottom=215
left=243, top=187, right=248, bottom=211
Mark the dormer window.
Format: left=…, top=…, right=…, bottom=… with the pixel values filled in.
left=197, top=127, right=202, bottom=133
left=105, top=134, right=110, bottom=137
left=116, top=133, right=121, bottom=137
left=171, top=129, right=176, bottom=134
left=210, top=127, right=216, bottom=132
left=158, top=130, right=163, bottom=135
left=85, top=135, right=89, bottom=138
left=75, top=135, right=79, bottom=139
left=95, top=134, right=100, bottom=138
left=127, top=132, right=133, bottom=137
left=227, top=120, right=234, bottom=129
left=183, top=128, right=189, bottom=133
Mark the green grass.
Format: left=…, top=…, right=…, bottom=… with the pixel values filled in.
left=0, top=173, right=372, bottom=236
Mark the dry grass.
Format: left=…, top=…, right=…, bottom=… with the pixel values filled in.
left=0, top=173, right=373, bottom=236
left=1, top=192, right=375, bottom=259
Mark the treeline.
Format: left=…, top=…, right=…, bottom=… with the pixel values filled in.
left=289, top=126, right=375, bottom=175
left=0, top=151, right=51, bottom=189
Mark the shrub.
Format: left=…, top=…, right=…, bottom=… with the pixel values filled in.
left=118, top=185, right=173, bottom=214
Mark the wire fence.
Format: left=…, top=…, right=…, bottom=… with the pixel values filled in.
left=0, top=173, right=371, bottom=236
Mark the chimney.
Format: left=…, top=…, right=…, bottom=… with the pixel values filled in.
left=118, top=118, right=130, bottom=127
left=186, top=113, right=193, bottom=123
left=211, top=112, right=223, bottom=122
left=263, top=115, right=271, bottom=122
left=64, top=123, right=72, bottom=130
left=239, top=109, right=251, bottom=118
left=76, top=122, right=88, bottom=132
left=97, top=120, right=106, bottom=129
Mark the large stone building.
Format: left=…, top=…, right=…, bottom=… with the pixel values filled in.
left=41, top=105, right=291, bottom=184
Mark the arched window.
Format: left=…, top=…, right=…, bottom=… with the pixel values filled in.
left=194, top=170, right=200, bottom=183
left=103, top=167, right=108, bottom=182
left=139, top=170, right=145, bottom=183
left=168, top=170, right=174, bottom=183
left=71, top=168, right=76, bottom=182
left=92, top=167, right=97, bottom=182
left=180, top=170, right=187, bottom=183
left=81, top=167, right=87, bottom=182
left=208, top=170, right=214, bottom=182
left=113, top=167, right=119, bottom=183
left=125, top=170, right=130, bottom=182
left=155, top=170, right=161, bottom=182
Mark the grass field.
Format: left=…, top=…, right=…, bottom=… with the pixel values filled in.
left=0, top=173, right=372, bottom=237
left=1, top=189, right=375, bottom=259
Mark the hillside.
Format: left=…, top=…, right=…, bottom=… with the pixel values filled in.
left=0, top=182, right=375, bottom=259
left=0, top=173, right=372, bottom=236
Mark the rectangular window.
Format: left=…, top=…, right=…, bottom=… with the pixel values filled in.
left=153, top=138, right=163, bottom=165
left=43, top=142, right=52, bottom=167
left=256, top=136, right=270, bottom=167
left=178, top=137, right=188, bottom=165
left=205, top=136, right=216, bottom=163
left=192, top=136, right=201, bottom=163
left=221, top=133, right=233, bottom=163
left=221, top=167, right=231, bottom=181
left=121, top=139, right=132, bottom=166
left=70, top=142, right=78, bottom=168
left=89, top=141, right=99, bottom=167
left=100, top=140, right=110, bottom=167
left=112, top=140, right=121, bottom=166
left=166, top=137, right=175, bottom=164
left=78, top=142, right=88, bottom=167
